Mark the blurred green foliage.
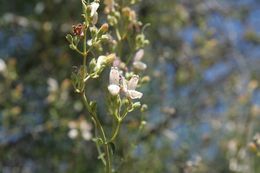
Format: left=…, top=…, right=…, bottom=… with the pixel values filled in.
left=0, top=0, right=259, bottom=173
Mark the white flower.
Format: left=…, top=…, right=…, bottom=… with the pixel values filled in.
left=108, top=67, right=120, bottom=95
left=92, top=12, right=98, bottom=25
left=133, top=49, right=147, bottom=71
left=134, top=49, right=144, bottom=61
left=90, top=2, right=99, bottom=17
left=133, top=61, right=147, bottom=71
left=125, top=75, right=143, bottom=99
left=90, top=1, right=99, bottom=25
left=0, top=59, right=6, bottom=73
left=96, top=55, right=106, bottom=69
left=81, top=130, right=92, bottom=141
left=47, top=78, right=58, bottom=92
left=68, top=128, right=78, bottom=139
left=108, top=67, right=143, bottom=99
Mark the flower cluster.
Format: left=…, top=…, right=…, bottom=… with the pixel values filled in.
left=66, top=0, right=149, bottom=172
left=108, top=67, right=143, bottom=99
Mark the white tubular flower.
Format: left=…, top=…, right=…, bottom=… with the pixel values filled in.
left=126, top=75, right=143, bottom=99
left=133, top=61, right=147, bottom=71
left=90, top=2, right=99, bottom=17
left=134, top=49, right=144, bottom=61
left=108, top=67, right=120, bottom=95
left=133, top=49, right=147, bottom=71
left=90, top=2, right=99, bottom=25
left=92, top=12, right=98, bottom=25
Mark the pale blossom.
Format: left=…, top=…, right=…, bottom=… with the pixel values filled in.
left=0, top=59, right=6, bottom=73
left=108, top=67, right=120, bottom=95
left=133, top=49, right=147, bottom=71
left=108, top=67, right=143, bottom=99
left=68, top=128, right=78, bottom=139
left=90, top=2, right=99, bottom=17
left=81, top=130, right=92, bottom=141
left=90, top=1, right=99, bottom=25
left=124, top=75, right=143, bottom=99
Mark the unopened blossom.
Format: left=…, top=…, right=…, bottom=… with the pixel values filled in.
left=104, top=0, right=115, bottom=13
left=96, top=53, right=116, bottom=70
left=113, top=57, right=127, bottom=71
left=133, top=49, right=147, bottom=71
left=108, top=67, right=120, bottom=95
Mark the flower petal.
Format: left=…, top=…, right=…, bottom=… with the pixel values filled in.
left=90, top=2, right=100, bottom=16
left=121, top=76, right=128, bottom=93
left=108, top=84, right=120, bottom=95
left=109, top=67, right=120, bottom=85
left=127, top=90, right=143, bottom=99
left=133, top=61, right=147, bottom=71
left=134, top=49, right=144, bottom=61
left=127, top=75, right=139, bottom=90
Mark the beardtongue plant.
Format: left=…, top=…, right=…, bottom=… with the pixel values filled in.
left=66, top=0, right=149, bottom=172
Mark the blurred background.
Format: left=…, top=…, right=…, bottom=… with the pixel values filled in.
left=0, top=0, right=259, bottom=172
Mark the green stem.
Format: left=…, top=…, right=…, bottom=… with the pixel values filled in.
left=75, top=48, right=84, bottom=56
left=109, top=120, right=121, bottom=142
left=83, top=28, right=87, bottom=76
left=81, top=92, right=111, bottom=173
left=92, top=117, right=106, bottom=165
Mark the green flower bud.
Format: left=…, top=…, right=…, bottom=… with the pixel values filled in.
left=141, top=104, right=148, bottom=112
left=66, top=34, right=73, bottom=43
left=132, top=102, right=141, bottom=109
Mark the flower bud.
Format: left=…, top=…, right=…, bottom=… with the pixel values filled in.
left=248, top=142, right=258, bottom=153
left=100, top=23, right=109, bottom=33
left=105, top=53, right=116, bottom=64
left=132, top=102, right=141, bottom=109
left=133, top=61, right=147, bottom=71
left=66, top=34, right=73, bottom=43
left=108, top=84, right=120, bottom=96
left=141, top=104, right=148, bottom=112
left=92, top=12, right=98, bottom=25
left=141, top=76, right=150, bottom=83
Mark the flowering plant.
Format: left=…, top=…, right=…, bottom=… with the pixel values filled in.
left=66, top=0, right=149, bottom=172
